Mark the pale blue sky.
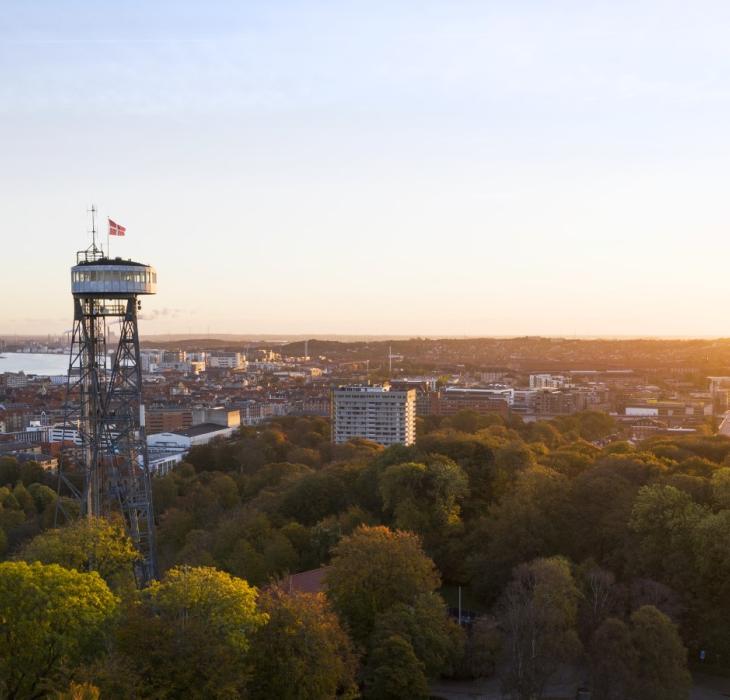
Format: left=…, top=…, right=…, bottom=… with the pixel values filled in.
left=3, top=1, right=730, bottom=336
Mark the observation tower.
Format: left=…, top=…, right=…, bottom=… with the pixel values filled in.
left=56, top=211, right=158, bottom=586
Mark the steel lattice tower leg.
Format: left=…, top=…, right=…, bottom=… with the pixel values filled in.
left=105, top=299, right=157, bottom=585
left=56, top=295, right=157, bottom=586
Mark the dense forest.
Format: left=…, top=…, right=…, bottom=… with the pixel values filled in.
left=1, top=410, right=729, bottom=698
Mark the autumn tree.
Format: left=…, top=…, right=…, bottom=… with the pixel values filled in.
left=247, top=588, right=358, bottom=699
left=0, top=561, right=117, bottom=699
left=55, top=681, right=101, bottom=700
left=325, top=525, right=441, bottom=645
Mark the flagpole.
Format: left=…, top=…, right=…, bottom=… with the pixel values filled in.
left=107, top=217, right=110, bottom=258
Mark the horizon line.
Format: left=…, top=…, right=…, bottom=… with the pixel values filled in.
left=5, top=332, right=730, bottom=343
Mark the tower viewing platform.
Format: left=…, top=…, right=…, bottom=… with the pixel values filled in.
left=71, top=254, right=157, bottom=297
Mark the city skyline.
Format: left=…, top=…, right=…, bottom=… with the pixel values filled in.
left=4, top=2, right=730, bottom=337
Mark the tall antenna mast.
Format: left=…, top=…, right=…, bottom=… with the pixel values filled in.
left=88, top=204, right=97, bottom=251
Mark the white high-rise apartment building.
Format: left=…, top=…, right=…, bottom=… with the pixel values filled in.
left=208, top=352, right=247, bottom=370
left=529, top=373, right=569, bottom=390
left=331, top=384, right=416, bottom=446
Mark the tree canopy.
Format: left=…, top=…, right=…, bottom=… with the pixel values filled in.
left=247, top=587, right=358, bottom=700
left=0, top=412, right=715, bottom=695
left=0, top=561, right=117, bottom=699
left=325, top=525, right=441, bottom=644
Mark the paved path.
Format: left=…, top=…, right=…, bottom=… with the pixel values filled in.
left=431, top=672, right=730, bottom=700
left=691, top=673, right=730, bottom=700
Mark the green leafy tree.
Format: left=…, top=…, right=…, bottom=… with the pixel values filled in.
left=629, top=605, right=690, bottom=700
left=552, top=411, right=616, bottom=441
left=565, top=468, right=637, bottom=570
left=286, top=446, right=321, bottom=468
left=364, top=634, right=429, bottom=700
left=240, top=461, right=313, bottom=500
left=0, top=561, right=117, bottom=699
left=589, top=617, right=637, bottom=700
left=379, top=457, right=468, bottom=534
left=593, top=452, right=666, bottom=486
left=147, top=565, right=265, bottom=652
left=12, top=482, right=35, bottom=514
left=19, top=516, right=139, bottom=592
left=494, top=442, right=537, bottom=473
left=208, top=473, right=240, bottom=509
left=415, top=430, right=495, bottom=477
left=281, top=471, right=350, bottom=525
left=19, top=460, right=47, bottom=487
left=27, top=482, right=57, bottom=513
left=628, top=485, right=706, bottom=592
left=693, top=509, right=730, bottom=601
left=710, top=467, right=730, bottom=509
left=499, top=556, right=582, bottom=700
left=462, top=615, right=502, bottom=679
left=469, top=466, right=569, bottom=601
left=110, top=566, right=267, bottom=698
left=444, top=410, right=501, bottom=434
left=152, top=473, right=179, bottom=516
left=325, top=525, right=440, bottom=645
left=0, top=456, right=20, bottom=487
left=691, top=509, right=730, bottom=657
left=543, top=447, right=592, bottom=477
left=371, top=591, right=463, bottom=678
left=247, top=588, right=358, bottom=699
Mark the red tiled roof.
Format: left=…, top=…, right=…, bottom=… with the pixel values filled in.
left=279, top=566, right=329, bottom=595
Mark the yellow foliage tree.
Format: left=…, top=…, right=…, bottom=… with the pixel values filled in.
left=0, top=561, right=117, bottom=699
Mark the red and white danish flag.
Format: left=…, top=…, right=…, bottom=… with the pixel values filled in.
left=108, top=218, right=126, bottom=236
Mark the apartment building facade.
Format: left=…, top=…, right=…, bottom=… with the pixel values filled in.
left=331, top=384, right=416, bottom=446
